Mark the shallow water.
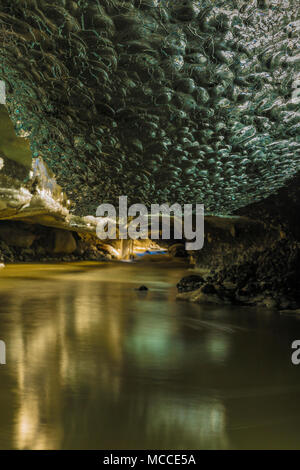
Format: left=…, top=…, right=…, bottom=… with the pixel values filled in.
left=0, top=261, right=300, bottom=450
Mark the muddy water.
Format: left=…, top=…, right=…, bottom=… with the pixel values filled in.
left=0, top=261, right=300, bottom=450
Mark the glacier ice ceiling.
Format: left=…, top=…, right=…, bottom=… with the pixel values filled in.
left=0, top=0, right=299, bottom=215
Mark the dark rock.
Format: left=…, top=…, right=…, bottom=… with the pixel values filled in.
left=0, top=223, right=36, bottom=249
left=169, top=243, right=187, bottom=258
left=137, top=285, right=148, bottom=291
left=201, top=283, right=216, bottom=295
left=177, top=274, right=205, bottom=293
left=51, top=230, right=77, bottom=255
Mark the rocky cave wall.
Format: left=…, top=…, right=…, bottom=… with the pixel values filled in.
left=179, top=177, right=300, bottom=309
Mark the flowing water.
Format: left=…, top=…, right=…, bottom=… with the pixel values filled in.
left=0, top=261, right=300, bottom=450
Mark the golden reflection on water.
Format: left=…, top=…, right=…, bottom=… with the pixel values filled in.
left=0, top=262, right=300, bottom=449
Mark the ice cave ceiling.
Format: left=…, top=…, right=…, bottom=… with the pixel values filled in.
left=0, top=0, right=299, bottom=216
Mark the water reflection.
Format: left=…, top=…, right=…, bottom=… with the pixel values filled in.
left=0, top=263, right=300, bottom=449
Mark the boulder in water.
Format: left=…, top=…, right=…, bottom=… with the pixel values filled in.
left=137, top=285, right=148, bottom=291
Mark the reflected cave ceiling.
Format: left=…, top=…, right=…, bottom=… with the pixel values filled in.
left=0, top=0, right=299, bottom=216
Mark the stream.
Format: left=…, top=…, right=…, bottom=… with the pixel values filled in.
left=0, top=261, right=300, bottom=449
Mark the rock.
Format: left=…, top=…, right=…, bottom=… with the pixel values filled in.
left=261, top=297, right=277, bottom=309
left=22, top=248, right=34, bottom=256
left=52, top=230, right=77, bottom=255
left=177, top=286, right=231, bottom=305
left=169, top=243, right=187, bottom=258
left=36, top=246, right=46, bottom=256
left=201, top=283, right=216, bottom=295
left=178, top=234, right=300, bottom=310
left=279, top=297, right=296, bottom=310
left=0, top=223, right=36, bottom=248
left=75, top=239, right=89, bottom=256
left=177, top=274, right=205, bottom=293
